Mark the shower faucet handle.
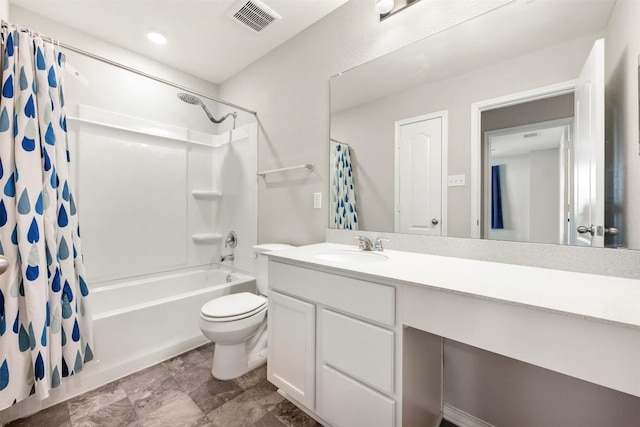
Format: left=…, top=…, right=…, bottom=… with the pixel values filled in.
left=225, top=231, right=238, bottom=248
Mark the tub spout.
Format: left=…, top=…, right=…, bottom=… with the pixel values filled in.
left=220, top=253, right=234, bottom=262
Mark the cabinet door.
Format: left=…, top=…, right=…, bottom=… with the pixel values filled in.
left=267, top=291, right=316, bottom=409
left=321, top=365, right=396, bottom=427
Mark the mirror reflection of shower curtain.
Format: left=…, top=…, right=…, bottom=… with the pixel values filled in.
left=331, top=143, right=358, bottom=230
left=491, top=164, right=504, bottom=229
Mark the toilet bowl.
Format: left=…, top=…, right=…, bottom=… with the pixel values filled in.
left=198, top=243, right=293, bottom=380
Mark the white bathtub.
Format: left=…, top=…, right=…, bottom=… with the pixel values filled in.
left=1, top=267, right=255, bottom=424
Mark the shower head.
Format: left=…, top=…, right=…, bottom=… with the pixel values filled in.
left=177, top=92, right=237, bottom=126
left=177, top=93, right=202, bottom=106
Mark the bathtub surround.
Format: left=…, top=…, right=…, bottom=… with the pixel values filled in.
left=0, top=28, right=93, bottom=410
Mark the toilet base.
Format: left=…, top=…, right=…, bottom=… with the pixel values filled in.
left=211, top=343, right=267, bottom=380
left=211, top=321, right=268, bottom=380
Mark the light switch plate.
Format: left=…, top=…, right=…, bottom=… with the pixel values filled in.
left=313, top=192, right=322, bottom=209
left=448, top=174, right=465, bottom=187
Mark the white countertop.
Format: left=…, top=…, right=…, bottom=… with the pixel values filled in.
left=267, top=243, right=640, bottom=330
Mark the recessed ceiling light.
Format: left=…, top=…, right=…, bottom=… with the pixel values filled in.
left=147, top=31, right=167, bottom=45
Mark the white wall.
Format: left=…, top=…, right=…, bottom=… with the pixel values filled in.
left=0, top=0, right=8, bottom=21
left=529, top=148, right=561, bottom=243
left=219, top=0, right=515, bottom=245
left=489, top=148, right=561, bottom=244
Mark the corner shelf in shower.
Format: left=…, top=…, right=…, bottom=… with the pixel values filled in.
left=192, top=233, right=222, bottom=244
left=191, top=190, right=222, bottom=200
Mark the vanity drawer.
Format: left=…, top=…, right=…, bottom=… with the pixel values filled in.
left=269, top=260, right=395, bottom=326
left=321, top=364, right=396, bottom=427
left=322, top=309, right=394, bottom=394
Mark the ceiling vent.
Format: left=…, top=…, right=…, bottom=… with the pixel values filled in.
left=227, top=0, right=282, bottom=33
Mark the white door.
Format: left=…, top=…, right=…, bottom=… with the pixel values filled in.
left=571, top=39, right=604, bottom=247
left=394, top=112, right=446, bottom=235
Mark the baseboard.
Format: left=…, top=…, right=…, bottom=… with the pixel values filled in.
left=443, top=403, right=496, bottom=427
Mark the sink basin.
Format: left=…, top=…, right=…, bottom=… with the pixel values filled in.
left=314, top=249, right=388, bottom=264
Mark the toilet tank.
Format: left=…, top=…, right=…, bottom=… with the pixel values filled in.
left=253, top=244, right=293, bottom=296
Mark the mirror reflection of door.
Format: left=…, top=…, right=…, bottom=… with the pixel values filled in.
left=394, top=112, right=447, bottom=235
left=478, top=39, right=605, bottom=246
left=571, top=39, right=605, bottom=247
left=485, top=120, right=572, bottom=244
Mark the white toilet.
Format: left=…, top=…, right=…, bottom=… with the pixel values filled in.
left=199, top=243, right=292, bottom=380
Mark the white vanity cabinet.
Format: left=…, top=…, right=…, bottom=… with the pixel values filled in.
left=266, top=243, right=640, bottom=427
left=267, top=259, right=401, bottom=427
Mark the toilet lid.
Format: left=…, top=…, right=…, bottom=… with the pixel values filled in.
left=201, top=292, right=267, bottom=319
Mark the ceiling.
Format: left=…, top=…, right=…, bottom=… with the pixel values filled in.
left=10, top=0, right=349, bottom=84
left=490, top=126, right=566, bottom=158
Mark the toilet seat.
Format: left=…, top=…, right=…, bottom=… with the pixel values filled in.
left=201, top=292, right=267, bottom=322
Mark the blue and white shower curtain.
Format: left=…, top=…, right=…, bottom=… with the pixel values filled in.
left=0, top=29, right=93, bottom=410
left=331, top=143, right=358, bottom=230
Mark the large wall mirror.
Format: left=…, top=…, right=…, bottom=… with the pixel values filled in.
left=330, top=0, right=640, bottom=250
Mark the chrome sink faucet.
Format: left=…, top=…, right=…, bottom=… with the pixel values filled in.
left=355, top=235, right=374, bottom=251
left=374, top=236, right=389, bottom=251
left=355, top=235, right=389, bottom=251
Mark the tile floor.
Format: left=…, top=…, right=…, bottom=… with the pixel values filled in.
left=7, top=344, right=320, bottom=427
left=7, top=344, right=457, bottom=427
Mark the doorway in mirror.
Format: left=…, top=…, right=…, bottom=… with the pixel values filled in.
left=472, top=39, right=606, bottom=247
left=485, top=119, right=572, bottom=245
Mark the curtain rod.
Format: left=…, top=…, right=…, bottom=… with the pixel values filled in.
left=0, top=20, right=257, bottom=116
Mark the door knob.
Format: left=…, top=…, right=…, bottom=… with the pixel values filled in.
left=605, top=226, right=620, bottom=235
left=577, top=225, right=595, bottom=236
left=431, top=218, right=439, bottom=225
